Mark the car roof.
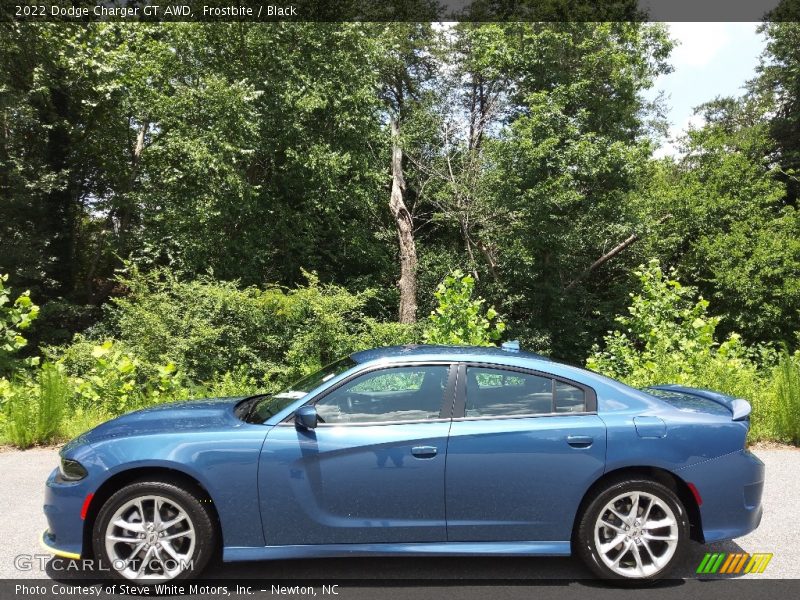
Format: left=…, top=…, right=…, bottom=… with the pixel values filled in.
left=347, top=345, right=655, bottom=410
left=350, top=344, right=552, bottom=365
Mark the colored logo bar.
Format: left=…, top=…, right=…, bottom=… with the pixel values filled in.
left=696, top=552, right=773, bottom=574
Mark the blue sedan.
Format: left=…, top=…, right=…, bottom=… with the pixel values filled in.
left=41, top=343, right=764, bottom=581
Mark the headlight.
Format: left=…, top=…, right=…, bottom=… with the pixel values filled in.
left=58, top=458, right=87, bottom=481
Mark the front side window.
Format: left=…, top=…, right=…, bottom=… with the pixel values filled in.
left=465, top=367, right=587, bottom=417
left=314, top=365, right=450, bottom=424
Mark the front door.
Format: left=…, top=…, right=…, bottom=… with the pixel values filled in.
left=259, top=364, right=455, bottom=545
left=446, top=365, right=607, bottom=542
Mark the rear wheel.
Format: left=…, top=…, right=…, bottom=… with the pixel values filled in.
left=576, top=478, right=689, bottom=581
left=92, top=480, right=216, bottom=580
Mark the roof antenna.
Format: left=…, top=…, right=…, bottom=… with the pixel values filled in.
left=501, top=340, right=520, bottom=352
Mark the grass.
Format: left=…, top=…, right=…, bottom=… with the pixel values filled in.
left=772, top=351, right=800, bottom=444
left=57, top=406, right=112, bottom=441
left=3, top=365, right=69, bottom=448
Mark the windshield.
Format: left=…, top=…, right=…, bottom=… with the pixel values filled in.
left=245, top=356, right=357, bottom=424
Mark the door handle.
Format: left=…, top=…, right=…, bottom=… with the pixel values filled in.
left=411, top=446, right=438, bottom=458
left=566, top=435, right=593, bottom=448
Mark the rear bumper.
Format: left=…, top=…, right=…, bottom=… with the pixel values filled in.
left=678, top=449, right=764, bottom=543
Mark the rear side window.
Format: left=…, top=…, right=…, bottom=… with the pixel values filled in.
left=465, top=367, right=587, bottom=417
left=555, top=381, right=586, bottom=413
left=466, top=368, right=553, bottom=417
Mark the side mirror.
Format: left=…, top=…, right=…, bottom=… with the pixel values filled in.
left=295, top=405, right=318, bottom=430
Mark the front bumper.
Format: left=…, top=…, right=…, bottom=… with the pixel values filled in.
left=678, top=449, right=765, bottom=543
left=42, top=466, right=91, bottom=558
left=40, top=529, right=81, bottom=560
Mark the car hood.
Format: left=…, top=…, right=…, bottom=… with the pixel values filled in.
left=72, top=397, right=247, bottom=447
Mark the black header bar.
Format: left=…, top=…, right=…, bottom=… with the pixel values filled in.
left=2, top=0, right=799, bottom=23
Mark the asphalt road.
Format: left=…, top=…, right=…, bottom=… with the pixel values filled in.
left=1, top=447, right=797, bottom=581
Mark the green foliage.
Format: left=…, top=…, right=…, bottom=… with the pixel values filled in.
left=450, top=22, right=674, bottom=359
left=356, top=319, right=420, bottom=351
left=3, top=364, right=69, bottom=449
left=57, top=406, right=112, bottom=443
left=3, top=22, right=800, bottom=447
left=423, top=270, right=505, bottom=346
left=772, top=350, right=800, bottom=444
left=199, top=368, right=258, bottom=399
left=96, top=268, right=409, bottom=389
left=50, top=268, right=418, bottom=399
left=0, top=274, right=40, bottom=374
left=586, top=260, right=780, bottom=442
left=755, top=21, right=800, bottom=206
left=587, top=260, right=739, bottom=384
left=72, top=340, right=139, bottom=411
left=635, top=97, right=800, bottom=346
left=70, top=340, right=186, bottom=416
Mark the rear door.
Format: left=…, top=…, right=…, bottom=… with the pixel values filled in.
left=445, top=364, right=606, bottom=542
left=259, top=363, right=456, bottom=545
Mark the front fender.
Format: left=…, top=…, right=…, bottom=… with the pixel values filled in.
left=88, top=427, right=269, bottom=548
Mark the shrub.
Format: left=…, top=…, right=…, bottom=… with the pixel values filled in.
left=0, top=274, right=40, bottom=375
left=71, top=340, right=187, bottom=416
left=422, top=270, right=505, bottom=346
left=199, top=367, right=260, bottom=398
left=356, top=318, right=420, bottom=351
left=586, top=260, right=774, bottom=440
left=80, top=267, right=414, bottom=389
left=587, top=260, right=757, bottom=388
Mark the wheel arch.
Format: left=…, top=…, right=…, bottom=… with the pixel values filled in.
left=81, top=466, right=222, bottom=558
left=572, top=466, right=704, bottom=545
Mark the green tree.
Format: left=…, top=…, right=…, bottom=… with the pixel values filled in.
left=635, top=95, right=800, bottom=346
left=466, top=23, right=673, bottom=357
left=0, top=274, right=39, bottom=374
left=587, top=260, right=752, bottom=388
left=423, top=270, right=505, bottom=346
left=753, top=20, right=800, bottom=206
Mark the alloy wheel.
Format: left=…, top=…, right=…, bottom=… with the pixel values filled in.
left=104, top=494, right=196, bottom=580
left=593, top=490, right=680, bottom=578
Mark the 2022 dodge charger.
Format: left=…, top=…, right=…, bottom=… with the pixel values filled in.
left=42, top=343, right=764, bottom=581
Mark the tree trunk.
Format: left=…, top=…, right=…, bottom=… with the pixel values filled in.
left=115, top=119, right=148, bottom=255
left=42, top=83, right=79, bottom=299
left=389, top=115, right=417, bottom=323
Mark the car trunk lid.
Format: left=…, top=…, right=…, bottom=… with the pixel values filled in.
left=644, top=384, right=752, bottom=421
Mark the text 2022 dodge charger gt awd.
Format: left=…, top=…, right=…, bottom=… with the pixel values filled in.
left=42, top=343, right=764, bottom=581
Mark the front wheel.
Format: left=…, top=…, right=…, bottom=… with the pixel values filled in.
left=92, top=480, right=217, bottom=581
left=576, top=478, right=689, bottom=581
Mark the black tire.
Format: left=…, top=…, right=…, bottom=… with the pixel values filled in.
left=575, top=478, right=689, bottom=583
left=92, top=479, right=217, bottom=581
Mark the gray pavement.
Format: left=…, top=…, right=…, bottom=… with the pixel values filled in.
left=0, top=447, right=797, bottom=580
